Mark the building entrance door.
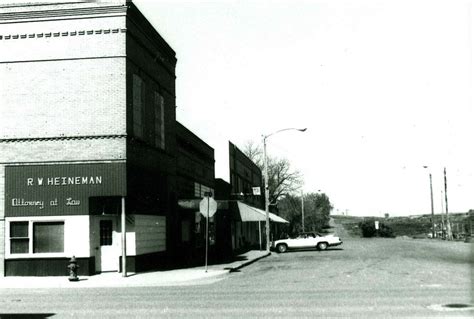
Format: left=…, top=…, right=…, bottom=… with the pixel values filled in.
left=99, top=219, right=118, bottom=272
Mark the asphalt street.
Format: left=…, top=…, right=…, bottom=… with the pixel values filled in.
left=1, top=237, right=472, bottom=318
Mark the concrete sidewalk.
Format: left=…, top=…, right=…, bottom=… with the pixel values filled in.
left=0, top=250, right=270, bottom=289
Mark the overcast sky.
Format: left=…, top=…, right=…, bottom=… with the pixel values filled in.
left=133, top=0, right=473, bottom=217
left=6, top=0, right=472, bottom=216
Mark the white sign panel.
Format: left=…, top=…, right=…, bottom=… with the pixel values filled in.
left=199, top=197, right=217, bottom=218
left=252, top=187, right=261, bottom=196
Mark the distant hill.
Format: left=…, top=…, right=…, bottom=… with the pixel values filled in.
left=332, top=211, right=473, bottom=238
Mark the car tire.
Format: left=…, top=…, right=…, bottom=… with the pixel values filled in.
left=317, top=242, right=328, bottom=251
left=276, top=244, right=287, bottom=253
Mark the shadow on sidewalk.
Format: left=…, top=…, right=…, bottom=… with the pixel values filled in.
left=162, top=248, right=265, bottom=271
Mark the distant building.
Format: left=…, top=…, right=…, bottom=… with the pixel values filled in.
left=228, top=142, right=264, bottom=250
left=229, top=141, right=263, bottom=209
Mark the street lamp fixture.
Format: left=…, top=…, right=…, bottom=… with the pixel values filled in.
left=263, top=127, right=307, bottom=253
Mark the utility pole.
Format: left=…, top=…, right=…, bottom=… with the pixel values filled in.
left=121, top=196, right=127, bottom=277
left=301, top=190, right=305, bottom=232
left=423, top=166, right=435, bottom=238
left=440, top=190, right=445, bottom=237
left=429, top=173, right=435, bottom=239
left=444, top=167, right=452, bottom=240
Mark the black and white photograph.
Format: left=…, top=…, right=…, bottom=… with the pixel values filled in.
left=0, top=0, right=473, bottom=317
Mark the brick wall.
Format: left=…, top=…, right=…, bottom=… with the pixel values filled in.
left=0, top=14, right=127, bottom=139
left=1, top=58, right=127, bottom=138
left=0, top=16, right=126, bottom=62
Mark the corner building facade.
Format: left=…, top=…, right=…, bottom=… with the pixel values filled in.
left=0, top=1, right=178, bottom=276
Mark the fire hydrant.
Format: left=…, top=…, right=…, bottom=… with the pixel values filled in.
left=67, top=256, right=79, bottom=282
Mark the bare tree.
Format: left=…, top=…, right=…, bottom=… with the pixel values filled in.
left=241, top=140, right=302, bottom=205
left=242, top=140, right=263, bottom=168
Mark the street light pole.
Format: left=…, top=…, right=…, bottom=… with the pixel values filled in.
left=423, top=166, right=435, bottom=239
left=263, top=136, right=270, bottom=253
left=263, top=127, right=307, bottom=253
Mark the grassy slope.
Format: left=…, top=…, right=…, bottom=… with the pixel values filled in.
left=332, top=213, right=472, bottom=238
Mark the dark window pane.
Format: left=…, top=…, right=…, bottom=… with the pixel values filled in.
left=100, top=220, right=113, bottom=246
left=11, top=239, right=29, bottom=254
left=33, top=222, right=64, bottom=253
left=10, top=222, right=28, bottom=238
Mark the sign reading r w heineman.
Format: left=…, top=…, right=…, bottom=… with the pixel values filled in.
left=5, top=163, right=126, bottom=216
left=27, top=176, right=103, bottom=186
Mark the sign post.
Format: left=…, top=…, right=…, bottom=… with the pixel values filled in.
left=121, top=196, right=127, bottom=277
left=200, top=192, right=217, bottom=272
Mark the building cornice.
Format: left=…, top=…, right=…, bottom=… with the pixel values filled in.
left=0, top=27, right=126, bottom=41
left=0, top=5, right=127, bottom=23
left=0, top=135, right=127, bottom=143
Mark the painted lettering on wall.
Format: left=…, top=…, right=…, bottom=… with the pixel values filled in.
left=26, top=176, right=103, bottom=186
left=66, top=198, right=80, bottom=206
left=11, top=197, right=81, bottom=210
left=11, top=198, right=45, bottom=210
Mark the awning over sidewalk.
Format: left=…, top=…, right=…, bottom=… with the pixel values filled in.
left=178, top=199, right=289, bottom=224
left=267, top=212, right=290, bottom=224
left=178, top=199, right=229, bottom=210
left=236, top=201, right=289, bottom=224
left=236, top=201, right=266, bottom=222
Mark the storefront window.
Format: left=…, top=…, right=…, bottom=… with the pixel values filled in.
left=10, top=221, right=29, bottom=254
left=33, top=222, right=64, bottom=253
left=9, top=221, right=65, bottom=254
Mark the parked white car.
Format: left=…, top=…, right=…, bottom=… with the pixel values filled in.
left=272, top=232, right=343, bottom=253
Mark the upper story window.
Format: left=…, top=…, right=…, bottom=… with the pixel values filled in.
left=194, top=182, right=214, bottom=198
left=132, top=74, right=145, bottom=139
left=154, top=91, right=165, bottom=149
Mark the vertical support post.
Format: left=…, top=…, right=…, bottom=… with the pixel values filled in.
left=205, top=195, right=209, bottom=273
left=444, top=167, right=452, bottom=240
left=121, top=196, right=127, bottom=277
left=429, top=173, right=435, bottom=238
left=258, top=221, right=262, bottom=251
left=301, top=189, right=305, bottom=232
left=263, top=136, right=270, bottom=253
left=440, top=190, right=445, bottom=237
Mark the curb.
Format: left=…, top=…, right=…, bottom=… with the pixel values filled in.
left=0, top=252, right=271, bottom=289
left=229, top=252, right=271, bottom=271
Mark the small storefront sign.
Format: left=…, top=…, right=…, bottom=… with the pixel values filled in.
left=5, top=163, right=126, bottom=216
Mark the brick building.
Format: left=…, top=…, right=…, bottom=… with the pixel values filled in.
left=228, top=142, right=265, bottom=250
left=0, top=1, right=179, bottom=276
left=175, top=122, right=216, bottom=265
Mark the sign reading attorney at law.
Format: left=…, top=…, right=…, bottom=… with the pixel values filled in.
left=5, top=163, right=126, bottom=216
